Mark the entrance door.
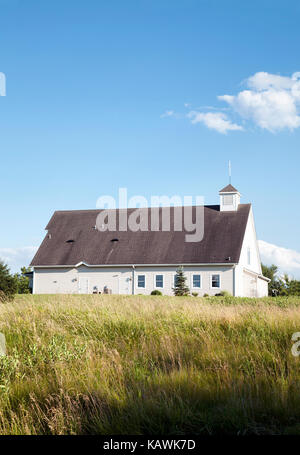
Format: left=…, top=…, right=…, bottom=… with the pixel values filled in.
left=78, top=278, right=89, bottom=294
left=119, top=274, right=131, bottom=294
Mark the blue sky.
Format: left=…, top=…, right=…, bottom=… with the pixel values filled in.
left=1, top=0, right=300, bottom=276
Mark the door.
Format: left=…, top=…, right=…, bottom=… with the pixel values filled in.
left=78, top=278, right=89, bottom=294
left=119, top=274, right=131, bottom=294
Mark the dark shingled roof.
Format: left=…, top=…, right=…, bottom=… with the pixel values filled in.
left=219, top=184, right=239, bottom=193
left=30, top=204, right=251, bottom=266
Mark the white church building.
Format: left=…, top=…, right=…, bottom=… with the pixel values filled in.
left=30, top=185, right=269, bottom=297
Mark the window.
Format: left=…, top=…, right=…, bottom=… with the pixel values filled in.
left=137, top=275, right=145, bottom=288
left=223, top=195, right=233, bottom=205
left=174, top=275, right=179, bottom=287
left=155, top=274, right=164, bottom=288
left=211, top=274, right=220, bottom=288
left=192, top=274, right=201, bottom=288
left=247, top=247, right=251, bottom=265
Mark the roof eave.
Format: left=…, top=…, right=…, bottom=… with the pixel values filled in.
left=32, top=262, right=238, bottom=268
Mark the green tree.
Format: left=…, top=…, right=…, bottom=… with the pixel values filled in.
left=283, top=275, right=300, bottom=296
left=14, top=266, right=32, bottom=294
left=0, top=261, right=17, bottom=301
left=173, top=266, right=190, bottom=296
left=262, top=264, right=300, bottom=296
left=262, top=264, right=283, bottom=296
left=289, top=280, right=300, bottom=296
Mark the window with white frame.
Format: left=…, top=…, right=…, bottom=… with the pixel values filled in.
left=155, top=274, right=164, bottom=288
left=174, top=274, right=179, bottom=287
left=247, top=247, right=251, bottom=265
left=211, top=274, right=220, bottom=288
left=192, top=274, right=201, bottom=288
left=137, top=275, right=145, bottom=288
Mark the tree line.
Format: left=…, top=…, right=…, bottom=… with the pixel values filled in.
left=262, top=264, right=300, bottom=296
left=0, top=261, right=32, bottom=301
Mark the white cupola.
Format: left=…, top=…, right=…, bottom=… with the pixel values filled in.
left=219, top=184, right=241, bottom=211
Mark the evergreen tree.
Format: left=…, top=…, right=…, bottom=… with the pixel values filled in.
left=173, top=266, right=190, bottom=296
left=262, top=264, right=300, bottom=296
left=13, top=267, right=32, bottom=294
left=0, top=261, right=17, bottom=302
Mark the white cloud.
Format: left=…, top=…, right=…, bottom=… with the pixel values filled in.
left=219, top=71, right=300, bottom=132
left=0, top=246, right=38, bottom=273
left=168, top=71, right=300, bottom=133
left=160, top=110, right=175, bottom=118
left=187, top=111, right=243, bottom=134
left=258, top=240, right=300, bottom=279
left=247, top=72, right=296, bottom=91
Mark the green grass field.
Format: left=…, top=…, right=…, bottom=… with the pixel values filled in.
left=0, top=294, right=300, bottom=435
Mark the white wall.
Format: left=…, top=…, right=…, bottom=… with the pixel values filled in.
left=257, top=276, right=269, bottom=297
left=33, top=264, right=234, bottom=296
left=234, top=207, right=268, bottom=297
left=243, top=270, right=258, bottom=297
left=233, top=263, right=243, bottom=297
left=76, top=266, right=132, bottom=294
left=133, top=265, right=234, bottom=296
left=33, top=266, right=132, bottom=294
left=33, top=267, right=77, bottom=294
left=239, top=207, right=262, bottom=274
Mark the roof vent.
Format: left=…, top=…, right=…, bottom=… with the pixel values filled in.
left=111, top=238, right=119, bottom=242
left=66, top=239, right=75, bottom=244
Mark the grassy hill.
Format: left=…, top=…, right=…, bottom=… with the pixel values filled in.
left=0, top=294, right=300, bottom=435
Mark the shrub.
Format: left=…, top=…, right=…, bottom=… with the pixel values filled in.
left=0, top=261, right=17, bottom=302
left=151, top=290, right=162, bottom=296
left=203, top=293, right=209, bottom=297
left=192, top=292, right=198, bottom=297
left=215, top=291, right=232, bottom=297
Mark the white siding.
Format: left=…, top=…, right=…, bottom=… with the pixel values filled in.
left=34, top=268, right=78, bottom=294
left=257, top=276, right=269, bottom=297
left=239, top=207, right=262, bottom=274
left=133, top=266, right=234, bottom=296
left=33, top=266, right=132, bottom=294
left=33, top=265, right=234, bottom=296
left=243, top=270, right=257, bottom=297
left=242, top=270, right=268, bottom=298
left=234, top=206, right=268, bottom=297
left=233, top=263, right=243, bottom=297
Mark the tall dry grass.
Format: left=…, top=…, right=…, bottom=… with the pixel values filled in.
left=0, top=294, right=299, bottom=434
